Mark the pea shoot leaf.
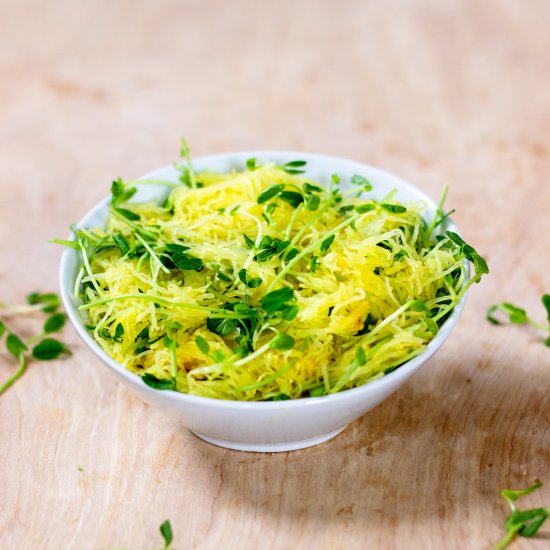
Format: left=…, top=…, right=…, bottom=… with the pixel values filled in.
left=542, top=294, right=550, bottom=325
left=50, top=238, right=81, bottom=250
left=113, top=233, right=130, bottom=256
left=487, top=303, right=528, bottom=325
left=32, top=338, right=69, bottom=361
left=27, top=292, right=60, bottom=313
left=171, top=252, right=203, bottom=271
left=355, top=204, right=376, bottom=214
left=446, top=231, right=489, bottom=276
left=195, top=335, right=210, bottom=355
left=269, top=332, right=295, bottom=351
left=309, top=385, right=326, bottom=397
left=7, top=333, right=27, bottom=357
left=261, top=287, right=295, bottom=314
left=44, top=313, right=66, bottom=334
left=281, top=160, right=307, bottom=175
left=142, top=373, right=176, bottom=391
left=410, top=300, right=428, bottom=312
left=159, top=519, right=173, bottom=548
left=350, top=174, right=373, bottom=191
left=241, top=234, right=255, bottom=250
left=114, top=207, right=140, bottom=221
left=206, top=317, right=238, bottom=337
left=320, top=235, right=335, bottom=256
left=305, top=194, right=320, bottom=211
left=303, top=182, right=323, bottom=193
left=113, top=323, right=124, bottom=343
left=354, top=346, right=366, bottom=366
left=279, top=191, right=304, bottom=208
left=257, top=184, right=284, bottom=204
left=381, top=203, right=407, bottom=214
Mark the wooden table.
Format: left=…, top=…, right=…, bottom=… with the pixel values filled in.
left=1, top=1, right=549, bottom=548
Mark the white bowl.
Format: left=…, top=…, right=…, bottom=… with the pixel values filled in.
left=60, top=152, right=468, bottom=452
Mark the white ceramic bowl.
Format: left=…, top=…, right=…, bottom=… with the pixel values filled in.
left=60, top=152, right=468, bottom=452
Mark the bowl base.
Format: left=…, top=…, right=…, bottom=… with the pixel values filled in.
left=191, top=425, right=348, bottom=453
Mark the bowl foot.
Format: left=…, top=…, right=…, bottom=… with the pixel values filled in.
left=191, top=426, right=348, bottom=452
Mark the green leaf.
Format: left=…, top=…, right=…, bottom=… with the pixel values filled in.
left=113, top=323, right=124, bottom=343
left=261, top=287, right=295, bottom=314
left=243, top=234, right=256, bottom=249
left=410, top=300, right=428, bottom=312
left=32, top=338, right=69, bottom=361
left=338, top=205, right=355, bottom=216
left=268, top=393, right=290, bottom=401
left=355, top=203, right=376, bottom=214
left=542, top=294, right=550, bottom=325
left=354, top=346, right=366, bottom=366
left=206, top=317, right=238, bottom=338
left=164, top=243, right=191, bottom=254
left=350, top=174, right=373, bottom=191
left=283, top=248, right=299, bottom=262
left=279, top=191, right=304, bottom=208
left=49, top=238, right=81, bottom=250
left=502, top=482, right=543, bottom=503
left=7, top=333, right=27, bottom=357
left=505, top=508, right=548, bottom=538
left=269, top=333, right=295, bottom=351
left=113, top=233, right=130, bottom=255
left=195, top=335, right=210, bottom=355
left=44, top=313, right=66, bottom=334
left=259, top=235, right=274, bottom=248
left=320, top=235, right=335, bottom=256
left=209, top=350, right=224, bottom=362
left=394, top=250, right=408, bottom=261
left=282, top=160, right=307, bottom=174
left=0, top=321, right=6, bottom=339
left=238, top=268, right=248, bottom=286
left=246, top=158, right=257, bottom=170
left=310, top=255, right=319, bottom=273
left=159, top=519, right=173, bottom=548
left=309, top=385, right=326, bottom=397
left=257, top=184, right=284, bottom=204
left=303, top=182, right=323, bottom=193
left=247, top=277, right=263, bottom=288
left=238, top=268, right=262, bottom=289
left=305, top=194, right=320, bottom=211
left=501, top=303, right=528, bottom=324
left=446, top=231, right=489, bottom=276
left=172, top=253, right=203, bottom=271
left=381, top=203, right=407, bottom=214
left=111, top=178, right=124, bottom=204
left=27, top=292, right=60, bottom=313
left=114, top=207, right=140, bottom=221
left=280, top=305, right=299, bottom=321
left=486, top=305, right=501, bottom=325
left=425, top=317, right=438, bottom=335
left=142, top=373, right=176, bottom=391
left=488, top=303, right=529, bottom=325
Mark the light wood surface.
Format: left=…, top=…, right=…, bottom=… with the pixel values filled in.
left=1, top=1, right=549, bottom=548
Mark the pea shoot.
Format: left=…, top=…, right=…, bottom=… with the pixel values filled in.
left=487, top=294, right=550, bottom=346
left=0, top=292, right=70, bottom=396
left=492, top=482, right=548, bottom=550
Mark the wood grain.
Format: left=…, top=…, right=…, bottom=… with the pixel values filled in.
left=1, top=1, right=549, bottom=548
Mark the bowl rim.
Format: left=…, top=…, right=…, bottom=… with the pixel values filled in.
left=60, top=150, right=469, bottom=410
